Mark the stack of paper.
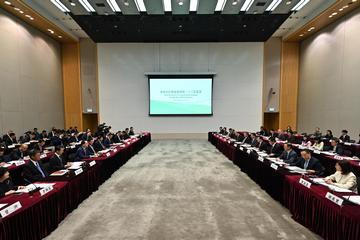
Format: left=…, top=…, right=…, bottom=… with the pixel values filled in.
left=343, top=195, right=360, bottom=205
left=50, top=170, right=68, bottom=176
left=68, top=162, right=84, bottom=170
left=0, top=203, right=8, bottom=209
left=285, top=166, right=308, bottom=174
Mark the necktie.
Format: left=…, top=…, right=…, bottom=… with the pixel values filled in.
left=304, top=160, right=309, bottom=170
left=35, top=162, right=46, bottom=178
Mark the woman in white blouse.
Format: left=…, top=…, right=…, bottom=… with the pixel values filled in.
left=301, top=135, right=312, bottom=148
left=312, top=137, right=324, bottom=151
left=325, top=160, right=358, bottom=193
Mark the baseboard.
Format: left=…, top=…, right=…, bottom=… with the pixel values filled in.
left=151, top=133, right=208, bottom=140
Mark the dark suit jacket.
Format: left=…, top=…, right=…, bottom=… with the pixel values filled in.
left=257, top=141, right=269, bottom=152
left=292, top=157, right=325, bottom=176
left=103, top=138, right=111, bottom=148
left=340, top=135, right=351, bottom=143
left=3, top=135, right=16, bottom=147
left=250, top=139, right=258, bottom=147
left=23, top=161, right=49, bottom=183
left=51, top=136, right=62, bottom=146
left=279, top=150, right=298, bottom=164
left=334, top=145, right=344, bottom=155
left=0, top=154, right=11, bottom=163
left=267, top=143, right=283, bottom=157
left=242, top=136, right=251, bottom=144
left=94, top=140, right=106, bottom=152
left=0, top=179, right=18, bottom=197
left=49, top=154, right=66, bottom=172
left=75, top=147, right=89, bottom=161
left=86, top=145, right=96, bottom=155
left=112, top=135, right=122, bottom=143
left=10, top=149, right=27, bottom=160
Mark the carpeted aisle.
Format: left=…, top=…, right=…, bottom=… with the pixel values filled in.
left=45, top=140, right=320, bottom=240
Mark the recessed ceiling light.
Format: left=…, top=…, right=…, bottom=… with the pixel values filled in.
left=29, top=17, right=34, bottom=20
left=215, top=0, right=226, bottom=11
left=299, top=34, right=304, bottom=37
left=4, top=1, right=11, bottom=5
left=352, top=0, right=357, bottom=2
left=343, top=5, right=349, bottom=9
left=70, top=2, right=76, bottom=6
left=19, top=10, right=23, bottom=13
left=332, top=12, right=338, bottom=15
left=232, top=0, right=238, bottom=5
left=14, top=7, right=20, bottom=11
left=339, top=8, right=343, bottom=11
left=329, top=15, right=333, bottom=18
left=124, top=0, right=130, bottom=6
left=286, top=1, right=292, bottom=5
left=307, top=26, right=315, bottom=31
left=58, top=36, right=63, bottom=38
left=178, top=0, right=183, bottom=6
left=25, top=14, right=30, bottom=18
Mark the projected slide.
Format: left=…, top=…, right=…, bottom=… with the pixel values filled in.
left=149, top=77, right=213, bottom=115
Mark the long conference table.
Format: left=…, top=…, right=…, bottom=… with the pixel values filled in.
left=209, top=132, right=360, bottom=240
left=0, top=133, right=151, bottom=240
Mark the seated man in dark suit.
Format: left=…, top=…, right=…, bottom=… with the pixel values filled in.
left=241, top=132, right=252, bottom=144
left=10, top=144, right=28, bottom=160
left=267, top=137, right=283, bottom=157
left=23, top=150, right=48, bottom=183
left=33, top=128, right=40, bottom=140
left=121, top=131, right=130, bottom=140
left=51, top=131, right=62, bottom=146
left=40, top=130, right=48, bottom=139
left=249, top=133, right=258, bottom=147
left=33, top=139, right=45, bottom=153
left=75, top=141, right=90, bottom=161
left=279, top=143, right=298, bottom=164
left=0, top=148, right=11, bottom=164
left=103, top=134, right=112, bottom=148
left=94, top=136, right=106, bottom=152
left=129, top=127, right=135, bottom=136
left=329, top=139, right=344, bottom=155
left=258, top=126, right=268, bottom=136
left=269, top=129, right=278, bottom=138
left=49, top=145, right=72, bottom=173
left=112, top=132, right=122, bottom=143
left=339, top=130, right=351, bottom=143
left=291, top=149, right=325, bottom=176
left=69, top=133, right=80, bottom=143
left=0, top=167, right=25, bottom=197
left=256, top=137, right=269, bottom=152
left=3, top=132, right=17, bottom=146
left=86, top=139, right=97, bottom=156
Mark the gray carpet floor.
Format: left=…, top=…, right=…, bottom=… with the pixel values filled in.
left=45, top=140, right=321, bottom=240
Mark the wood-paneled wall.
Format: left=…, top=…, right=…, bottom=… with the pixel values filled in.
left=279, top=42, right=299, bottom=131
left=62, top=43, right=83, bottom=130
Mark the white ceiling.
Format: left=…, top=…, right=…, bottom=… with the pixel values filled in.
left=23, top=0, right=336, bottom=40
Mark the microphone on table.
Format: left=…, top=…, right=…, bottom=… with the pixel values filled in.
left=23, top=178, right=41, bottom=195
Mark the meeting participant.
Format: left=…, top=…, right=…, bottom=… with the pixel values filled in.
left=222, top=127, right=229, bottom=136
left=86, top=139, right=97, bottom=156
left=269, top=129, right=278, bottom=138
left=241, top=132, right=251, bottom=145
left=23, top=150, right=49, bottom=182
left=3, top=132, right=17, bottom=146
left=49, top=145, right=72, bottom=172
left=40, top=130, right=48, bottom=139
left=279, top=143, right=298, bottom=164
left=256, top=137, right=268, bottom=152
left=33, top=128, right=40, bottom=140
left=51, top=131, right=62, bottom=146
left=277, top=129, right=288, bottom=141
left=228, top=129, right=237, bottom=139
left=291, top=149, right=325, bottom=176
left=129, top=127, right=135, bottom=136
left=122, top=130, right=130, bottom=140
left=70, top=132, right=80, bottom=143
left=0, top=167, right=25, bottom=197
left=267, top=137, right=283, bottom=157
left=313, top=127, right=322, bottom=138
left=0, top=148, right=11, bottom=164
left=312, top=137, right=324, bottom=151
left=22, top=131, right=32, bottom=143
left=10, top=144, right=28, bottom=160
left=219, top=127, right=224, bottom=134
left=94, top=136, right=106, bottom=152
left=48, top=127, right=56, bottom=138
left=300, top=135, right=312, bottom=148
left=258, top=126, right=268, bottom=136
left=103, top=133, right=112, bottom=148
left=33, top=139, right=46, bottom=153
left=287, top=133, right=298, bottom=144
left=75, top=141, right=90, bottom=161
left=323, top=129, right=333, bottom=140
left=285, top=125, right=293, bottom=134
left=339, top=129, right=351, bottom=143
left=82, top=130, right=93, bottom=142
left=329, top=139, right=344, bottom=155
left=325, top=160, right=357, bottom=193
left=250, top=133, right=258, bottom=147
left=112, top=131, right=122, bottom=143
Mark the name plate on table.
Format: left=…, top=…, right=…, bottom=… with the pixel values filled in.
left=227, top=140, right=231, bottom=144
left=270, top=163, right=279, bottom=170
left=234, top=144, right=237, bottom=147
left=246, top=149, right=251, bottom=154
left=40, top=185, right=53, bottom=196
left=258, top=156, right=264, bottom=162
left=106, top=152, right=111, bottom=157
left=74, top=168, right=83, bottom=176
left=113, top=148, right=118, bottom=153
left=14, top=160, right=26, bottom=166
left=325, top=192, right=344, bottom=206
left=0, top=201, right=22, bottom=218
left=313, top=150, right=321, bottom=154
left=299, top=178, right=312, bottom=188
left=334, top=155, right=344, bottom=160
left=40, top=154, right=47, bottom=159
left=89, top=160, right=96, bottom=167
left=239, top=147, right=244, bottom=151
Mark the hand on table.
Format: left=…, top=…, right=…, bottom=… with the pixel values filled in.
left=306, top=170, right=316, bottom=174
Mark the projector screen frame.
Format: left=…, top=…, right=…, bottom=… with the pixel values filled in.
left=147, top=74, right=214, bottom=117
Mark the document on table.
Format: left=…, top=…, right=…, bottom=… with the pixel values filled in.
left=15, top=183, right=55, bottom=193
left=311, top=178, right=353, bottom=193
left=67, top=161, right=84, bottom=170
left=98, top=149, right=110, bottom=154
left=50, top=169, right=68, bottom=176
left=285, top=166, right=308, bottom=174
left=343, top=195, right=360, bottom=205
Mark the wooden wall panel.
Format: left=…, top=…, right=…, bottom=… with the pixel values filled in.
left=279, top=42, right=299, bottom=131
left=62, top=43, right=83, bottom=130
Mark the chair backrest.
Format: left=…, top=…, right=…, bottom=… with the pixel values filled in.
left=357, top=177, right=360, bottom=194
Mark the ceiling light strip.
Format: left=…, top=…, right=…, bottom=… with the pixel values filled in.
left=266, top=0, right=282, bottom=11
left=163, top=0, right=172, bottom=12
left=50, top=0, right=70, bottom=12
left=107, top=0, right=121, bottom=12
left=215, top=0, right=226, bottom=11
left=241, top=0, right=255, bottom=11
left=79, top=0, right=96, bottom=12
left=292, top=0, right=310, bottom=11
left=190, top=0, right=198, bottom=11
left=134, top=0, right=147, bottom=12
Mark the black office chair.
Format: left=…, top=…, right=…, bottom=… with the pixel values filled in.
left=357, top=177, right=360, bottom=194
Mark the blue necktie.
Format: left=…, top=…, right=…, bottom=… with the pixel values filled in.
left=35, top=162, right=46, bottom=178
left=304, top=160, right=309, bottom=170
